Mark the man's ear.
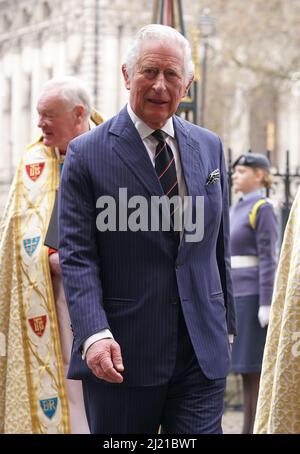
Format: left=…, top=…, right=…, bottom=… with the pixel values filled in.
left=73, top=105, right=85, bottom=123
left=182, top=76, right=194, bottom=97
left=122, top=64, right=131, bottom=90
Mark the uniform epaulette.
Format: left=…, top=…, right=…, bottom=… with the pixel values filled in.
left=249, top=198, right=268, bottom=229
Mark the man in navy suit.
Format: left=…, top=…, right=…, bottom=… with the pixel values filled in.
left=59, top=24, right=236, bottom=434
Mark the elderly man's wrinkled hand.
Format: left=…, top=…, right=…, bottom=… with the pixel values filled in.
left=86, top=338, right=124, bottom=383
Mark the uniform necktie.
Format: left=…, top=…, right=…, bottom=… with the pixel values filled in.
left=151, top=129, right=179, bottom=227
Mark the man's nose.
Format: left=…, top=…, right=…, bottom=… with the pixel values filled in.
left=37, top=116, right=45, bottom=128
left=153, top=72, right=166, bottom=91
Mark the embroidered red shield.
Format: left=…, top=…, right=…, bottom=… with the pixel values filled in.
left=28, top=315, right=47, bottom=337
left=25, top=162, right=45, bottom=181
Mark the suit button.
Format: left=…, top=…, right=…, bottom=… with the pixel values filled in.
left=171, top=298, right=179, bottom=305
left=175, top=262, right=182, bottom=269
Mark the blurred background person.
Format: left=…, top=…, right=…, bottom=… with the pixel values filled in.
left=229, top=153, right=278, bottom=434
left=0, top=76, right=104, bottom=433
left=254, top=186, right=300, bottom=434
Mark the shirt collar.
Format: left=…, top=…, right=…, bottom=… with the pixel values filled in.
left=241, top=188, right=266, bottom=202
left=127, top=103, right=175, bottom=140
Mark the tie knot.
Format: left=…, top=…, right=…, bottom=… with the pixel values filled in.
left=151, top=129, right=165, bottom=143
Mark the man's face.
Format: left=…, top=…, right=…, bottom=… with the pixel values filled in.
left=37, top=94, right=79, bottom=151
left=122, top=40, right=192, bottom=129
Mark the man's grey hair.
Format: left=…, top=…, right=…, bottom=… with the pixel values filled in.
left=39, top=76, right=92, bottom=118
left=124, top=24, right=194, bottom=84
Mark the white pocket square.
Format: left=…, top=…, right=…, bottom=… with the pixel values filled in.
left=206, top=168, right=220, bottom=185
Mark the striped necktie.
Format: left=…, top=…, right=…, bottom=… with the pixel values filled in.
left=152, top=129, right=178, bottom=198
left=152, top=129, right=179, bottom=228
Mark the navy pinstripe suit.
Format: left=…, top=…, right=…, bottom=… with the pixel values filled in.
left=59, top=106, right=236, bottom=433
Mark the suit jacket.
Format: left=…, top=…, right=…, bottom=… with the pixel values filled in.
left=59, top=106, right=236, bottom=386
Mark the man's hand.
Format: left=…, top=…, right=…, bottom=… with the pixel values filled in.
left=86, top=338, right=124, bottom=383
left=258, top=305, right=271, bottom=328
left=49, top=252, right=61, bottom=277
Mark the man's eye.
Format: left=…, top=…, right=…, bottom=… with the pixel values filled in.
left=144, top=68, right=156, bottom=76
left=165, top=71, right=178, bottom=79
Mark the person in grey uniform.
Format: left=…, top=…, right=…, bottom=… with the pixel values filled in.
left=230, top=153, right=278, bottom=434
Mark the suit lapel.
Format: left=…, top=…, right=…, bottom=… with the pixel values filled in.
left=109, top=109, right=207, bottom=198
left=110, top=107, right=163, bottom=197
left=173, top=116, right=206, bottom=197
left=173, top=116, right=208, bottom=253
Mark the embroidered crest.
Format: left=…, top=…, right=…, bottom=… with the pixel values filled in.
left=28, top=315, right=47, bottom=337
left=23, top=236, right=40, bottom=256
left=40, top=397, right=58, bottom=419
left=25, top=162, right=45, bottom=181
